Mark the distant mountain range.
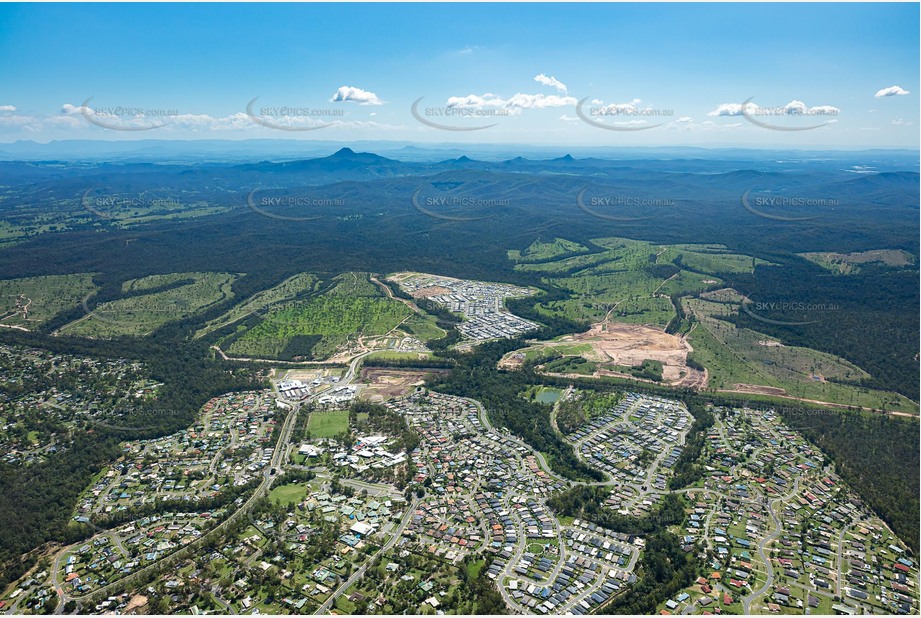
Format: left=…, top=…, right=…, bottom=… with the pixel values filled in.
left=2, top=147, right=918, bottom=210
left=0, top=139, right=917, bottom=168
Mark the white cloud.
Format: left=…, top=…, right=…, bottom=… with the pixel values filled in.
left=173, top=112, right=254, bottom=130
left=782, top=100, right=808, bottom=115
left=446, top=92, right=577, bottom=113
left=708, top=100, right=839, bottom=117
left=590, top=98, right=603, bottom=105
left=691, top=119, right=748, bottom=132
left=708, top=103, right=744, bottom=116
left=17, top=103, right=400, bottom=134
left=505, top=93, right=577, bottom=109
left=595, top=98, right=644, bottom=115
left=445, top=93, right=504, bottom=109
left=50, top=104, right=93, bottom=129
left=892, top=118, right=912, bottom=126
left=806, top=104, right=840, bottom=115
left=457, top=46, right=479, bottom=55
left=559, top=114, right=578, bottom=122
left=607, top=119, right=651, bottom=127
left=677, top=116, right=693, bottom=123
left=779, top=101, right=840, bottom=116
left=875, top=85, right=909, bottom=98
left=0, top=105, right=15, bottom=112
left=61, top=103, right=90, bottom=115
left=330, top=86, right=383, bottom=105
left=534, top=73, right=568, bottom=94
left=0, top=113, right=33, bottom=127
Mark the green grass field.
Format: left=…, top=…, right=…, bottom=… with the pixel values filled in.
left=798, top=249, right=915, bottom=275
left=60, top=272, right=236, bottom=337
left=615, top=359, right=663, bottom=381
left=519, top=342, right=594, bottom=362
left=508, top=237, right=589, bottom=262
left=544, top=356, right=596, bottom=374
left=399, top=312, right=446, bottom=341
left=501, top=237, right=918, bottom=413
left=0, top=192, right=232, bottom=247
left=465, top=559, right=486, bottom=579
left=196, top=272, right=321, bottom=338
left=514, top=236, right=765, bottom=327
left=0, top=273, right=97, bottom=329
left=687, top=295, right=918, bottom=413
left=225, top=273, right=411, bottom=360
left=515, top=251, right=612, bottom=275
left=659, top=243, right=768, bottom=274
left=307, top=409, right=350, bottom=438
left=365, top=350, right=432, bottom=361
left=269, top=482, right=310, bottom=505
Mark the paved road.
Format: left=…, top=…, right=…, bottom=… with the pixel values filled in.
left=742, top=477, right=802, bottom=614
left=7, top=584, right=37, bottom=614
left=339, top=477, right=403, bottom=500
left=314, top=497, right=419, bottom=615
left=49, top=393, right=304, bottom=610
left=39, top=352, right=825, bottom=617
left=497, top=516, right=528, bottom=612
left=211, top=592, right=235, bottom=614
left=571, top=400, right=691, bottom=499
left=464, top=395, right=568, bottom=485
left=835, top=516, right=862, bottom=597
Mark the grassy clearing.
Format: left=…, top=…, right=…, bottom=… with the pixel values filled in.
left=501, top=236, right=916, bottom=412
left=269, top=482, right=309, bottom=505
left=0, top=273, right=97, bottom=328
left=515, top=251, right=612, bottom=275
left=544, top=356, right=597, bottom=375
left=687, top=297, right=918, bottom=412
left=60, top=272, right=236, bottom=337
left=334, top=595, right=357, bottom=614
left=225, top=272, right=411, bottom=360
left=465, top=559, right=486, bottom=579
left=660, top=244, right=767, bottom=274
left=519, top=343, right=594, bottom=362
left=615, top=359, right=663, bottom=381
left=508, top=237, right=589, bottom=262
left=799, top=249, right=916, bottom=275
left=519, top=236, right=773, bottom=326
left=196, top=272, right=320, bottom=338
left=307, top=409, right=350, bottom=438
left=365, top=350, right=432, bottom=361
left=0, top=193, right=229, bottom=246
left=399, top=312, right=446, bottom=341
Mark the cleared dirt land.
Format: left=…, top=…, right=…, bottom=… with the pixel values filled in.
left=409, top=285, right=452, bottom=298
left=576, top=322, right=705, bottom=388
left=502, top=321, right=707, bottom=388
left=358, top=368, right=442, bottom=401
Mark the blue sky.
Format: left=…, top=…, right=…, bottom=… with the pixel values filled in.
left=0, top=2, right=917, bottom=148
